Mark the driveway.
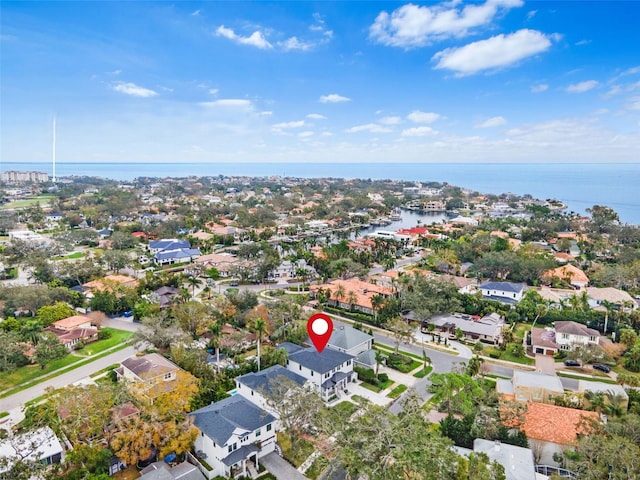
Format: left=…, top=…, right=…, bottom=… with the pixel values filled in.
left=260, top=452, right=308, bottom=480
left=534, top=354, right=557, bottom=375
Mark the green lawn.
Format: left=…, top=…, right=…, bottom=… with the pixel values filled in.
left=53, top=251, right=84, bottom=261
left=413, top=366, right=433, bottom=378
left=331, top=401, right=358, bottom=419
left=0, top=195, right=55, bottom=209
left=0, top=354, right=82, bottom=392
left=360, top=379, right=394, bottom=393
left=0, top=335, right=132, bottom=397
left=387, top=384, right=408, bottom=399
left=484, top=346, right=535, bottom=366
left=75, top=328, right=133, bottom=356
left=558, top=372, right=618, bottom=384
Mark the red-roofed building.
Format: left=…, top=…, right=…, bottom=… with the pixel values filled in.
left=310, top=279, right=394, bottom=315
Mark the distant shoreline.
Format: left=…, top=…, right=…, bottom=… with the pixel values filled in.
left=1, top=162, right=639, bottom=224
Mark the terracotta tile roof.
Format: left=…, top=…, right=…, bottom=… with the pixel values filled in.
left=52, top=315, right=92, bottom=330
left=83, top=275, right=139, bottom=291
left=505, top=402, right=599, bottom=445
left=311, top=279, right=393, bottom=310
left=542, top=264, right=589, bottom=285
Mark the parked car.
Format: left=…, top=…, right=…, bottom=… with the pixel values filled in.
left=593, top=363, right=611, bottom=373
left=229, top=281, right=239, bottom=286
left=564, top=359, right=580, bottom=367
left=123, top=311, right=133, bottom=318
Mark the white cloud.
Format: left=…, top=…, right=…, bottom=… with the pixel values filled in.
left=407, top=111, right=441, bottom=123
left=106, top=69, right=121, bottom=75
left=346, top=123, right=392, bottom=133
left=208, top=88, right=219, bottom=95
left=298, top=131, right=314, bottom=138
left=401, top=126, right=437, bottom=136
left=215, top=26, right=272, bottom=49
left=273, top=120, right=305, bottom=129
left=369, top=0, right=524, bottom=48
left=379, top=116, right=402, bottom=125
left=476, top=116, right=507, bottom=128
left=307, top=113, right=327, bottom=120
left=278, top=36, right=314, bottom=51
left=191, top=9, right=201, bottom=17
left=112, top=82, right=157, bottom=97
left=260, top=111, right=273, bottom=116
left=200, top=99, right=253, bottom=108
left=319, top=93, right=351, bottom=103
left=310, top=13, right=333, bottom=38
left=575, top=39, right=591, bottom=46
left=432, top=29, right=553, bottom=76
left=628, top=96, right=640, bottom=110
left=531, top=83, right=548, bottom=93
left=321, top=131, right=333, bottom=137
left=526, top=10, right=537, bottom=21
left=566, top=80, right=599, bottom=93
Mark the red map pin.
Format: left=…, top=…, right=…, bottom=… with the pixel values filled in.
left=307, top=313, right=333, bottom=353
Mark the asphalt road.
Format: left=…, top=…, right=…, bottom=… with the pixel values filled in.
left=0, top=345, right=139, bottom=412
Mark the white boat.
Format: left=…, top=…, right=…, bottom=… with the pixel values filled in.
left=390, top=208, right=402, bottom=221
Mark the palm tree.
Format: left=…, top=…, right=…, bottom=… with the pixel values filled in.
left=208, top=321, right=223, bottom=372
left=346, top=290, right=358, bottom=312
left=371, top=294, right=385, bottom=324
left=185, top=275, right=203, bottom=299
left=253, top=319, right=267, bottom=372
left=335, top=284, right=346, bottom=307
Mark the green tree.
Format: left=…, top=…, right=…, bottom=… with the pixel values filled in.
left=34, top=332, right=68, bottom=368
left=36, top=302, right=76, bottom=327
left=253, top=318, right=267, bottom=372
left=172, top=301, right=213, bottom=339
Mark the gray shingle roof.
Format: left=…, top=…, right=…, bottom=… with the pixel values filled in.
left=554, top=321, right=599, bottom=338
left=222, top=445, right=260, bottom=467
left=289, top=347, right=354, bottom=374
left=327, top=325, right=372, bottom=351
left=189, top=395, right=275, bottom=446
left=479, top=282, right=525, bottom=293
left=236, top=365, right=306, bottom=394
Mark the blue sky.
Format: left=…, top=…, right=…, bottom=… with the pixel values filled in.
left=1, top=1, right=639, bottom=164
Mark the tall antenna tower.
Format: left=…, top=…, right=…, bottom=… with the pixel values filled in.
left=52, top=116, right=56, bottom=183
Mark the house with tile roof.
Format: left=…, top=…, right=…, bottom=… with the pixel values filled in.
left=195, top=252, right=239, bottom=277
left=235, top=365, right=308, bottom=414
left=479, top=281, right=525, bottom=304
left=82, top=275, right=139, bottom=296
left=586, top=287, right=637, bottom=311
left=188, top=395, right=277, bottom=479
left=310, top=279, right=394, bottom=315
left=542, top=264, right=589, bottom=290
left=503, top=402, right=599, bottom=464
left=279, top=342, right=356, bottom=400
left=44, top=314, right=98, bottom=349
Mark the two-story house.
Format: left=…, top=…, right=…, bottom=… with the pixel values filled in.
left=554, top=321, right=600, bottom=350
left=235, top=365, right=308, bottom=414
left=326, top=324, right=376, bottom=369
left=188, top=395, right=277, bottom=479
left=279, top=342, right=356, bottom=400
left=149, top=239, right=201, bottom=266
left=479, top=281, right=525, bottom=304
left=267, top=259, right=317, bottom=282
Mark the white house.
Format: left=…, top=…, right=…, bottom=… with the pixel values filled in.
left=267, top=259, right=316, bottom=281
left=586, top=287, right=637, bottom=311
left=554, top=321, right=600, bottom=350
left=235, top=365, right=309, bottom=415
left=326, top=324, right=376, bottom=369
left=149, top=239, right=201, bottom=266
left=0, top=427, right=64, bottom=475
left=189, top=395, right=278, bottom=479
left=115, top=353, right=179, bottom=384
left=479, top=281, right=525, bottom=304
left=279, top=342, right=356, bottom=400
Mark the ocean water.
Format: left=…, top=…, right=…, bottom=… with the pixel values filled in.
left=1, top=162, right=639, bottom=224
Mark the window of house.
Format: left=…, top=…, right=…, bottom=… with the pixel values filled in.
left=311, top=371, right=314, bottom=376
left=561, top=333, right=569, bottom=339
left=347, top=360, right=351, bottom=365
left=299, top=365, right=302, bottom=371
left=589, top=336, right=597, bottom=342
left=267, top=424, right=272, bottom=432
left=255, top=429, right=261, bottom=437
